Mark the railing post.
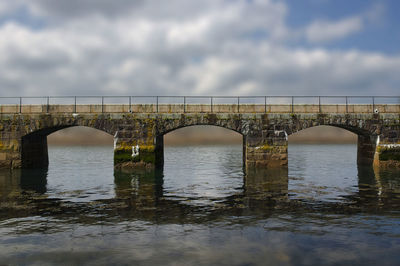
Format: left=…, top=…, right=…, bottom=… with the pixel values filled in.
left=291, top=96, right=294, bottom=113
left=372, top=96, right=375, bottom=113
left=264, top=96, right=267, bottom=113
left=156, top=96, right=159, bottom=113
left=183, top=96, right=186, bottom=113
left=237, top=97, right=240, bottom=113
left=19, top=97, right=22, bottom=113
left=101, top=96, right=104, bottom=113
left=318, top=96, right=321, bottom=113
left=74, top=96, right=77, bottom=113
left=129, top=96, right=131, bottom=112
left=47, top=96, right=49, bottom=113
left=345, top=96, right=348, bottom=113
left=211, top=97, right=213, bottom=113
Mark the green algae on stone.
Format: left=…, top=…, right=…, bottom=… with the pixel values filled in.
left=379, top=147, right=400, bottom=161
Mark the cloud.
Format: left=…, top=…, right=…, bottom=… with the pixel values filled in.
left=304, top=3, right=386, bottom=44
left=364, top=2, right=385, bottom=24
left=305, top=16, right=363, bottom=43
left=0, top=0, right=398, bottom=98
left=27, top=0, right=145, bottom=20
left=0, top=0, right=21, bottom=16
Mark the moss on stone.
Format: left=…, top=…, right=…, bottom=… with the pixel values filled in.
left=139, top=145, right=155, bottom=153
left=138, top=145, right=156, bottom=164
left=114, top=144, right=156, bottom=165
left=115, top=141, right=134, bottom=151
left=258, top=144, right=273, bottom=150
left=379, top=148, right=400, bottom=161
left=114, top=149, right=132, bottom=164
left=139, top=152, right=156, bottom=164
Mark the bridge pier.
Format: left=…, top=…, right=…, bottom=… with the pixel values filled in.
left=357, top=134, right=378, bottom=166
left=0, top=135, right=21, bottom=169
left=21, top=133, right=48, bottom=168
left=113, top=118, right=163, bottom=171
left=374, top=125, right=400, bottom=168
left=245, top=130, right=288, bottom=168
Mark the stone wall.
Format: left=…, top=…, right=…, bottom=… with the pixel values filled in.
left=375, top=123, right=400, bottom=168
left=0, top=112, right=399, bottom=170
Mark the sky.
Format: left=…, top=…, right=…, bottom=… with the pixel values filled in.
left=0, top=0, right=399, bottom=97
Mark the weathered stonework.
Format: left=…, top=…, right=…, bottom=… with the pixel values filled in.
left=373, top=120, right=400, bottom=168
left=0, top=111, right=399, bottom=170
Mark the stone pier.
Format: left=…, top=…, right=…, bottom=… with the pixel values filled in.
left=0, top=105, right=399, bottom=170
left=357, top=134, right=378, bottom=166
left=374, top=124, right=400, bottom=168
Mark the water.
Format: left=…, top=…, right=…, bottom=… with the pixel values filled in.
left=1, top=144, right=400, bottom=265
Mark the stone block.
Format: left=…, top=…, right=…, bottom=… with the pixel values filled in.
left=0, top=160, right=11, bottom=169
left=11, top=159, right=21, bottom=168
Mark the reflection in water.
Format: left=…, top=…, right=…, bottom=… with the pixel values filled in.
left=357, top=166, right=380, bottom=205
left=111, top=168, right=289, bottom=223
left=0, top=168, right=47, bottom=198
left=1, top=145, right=400, bottom=265
left=2, top=165, right=399, bottom=222
left=244, top=168, right=288, bottom=198
left=20, top=168, right=48, bottom=194
left=114, top=170, right=164, bottom=209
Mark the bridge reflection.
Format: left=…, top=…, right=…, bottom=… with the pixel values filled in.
left=1, top=167, right=400, bottom=222
left=0, top=168, right=48, bottom=199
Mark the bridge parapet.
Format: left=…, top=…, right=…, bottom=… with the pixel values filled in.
left=0, top=95, right=399, bottom=114
left=0, top=103, right=399, bottom=114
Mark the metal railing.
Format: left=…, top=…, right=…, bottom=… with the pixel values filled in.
left=0, top=96, right=399, bottom=114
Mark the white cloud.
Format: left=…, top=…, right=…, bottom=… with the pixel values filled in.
left=304, top=3, right=386, bottom=44
left=305, top=16, right=363, bottom=43
left=0, top=0, right=22, bottom=16
left=0, top=0, right=398, bottom=98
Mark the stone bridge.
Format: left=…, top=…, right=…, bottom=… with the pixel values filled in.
left=0, top=100, right=399, bottom=169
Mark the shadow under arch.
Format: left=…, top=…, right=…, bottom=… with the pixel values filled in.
left=21, top=125, right=114, bottom=168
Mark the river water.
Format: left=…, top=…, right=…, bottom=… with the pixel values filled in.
left=0, top=144, right=399, bottom=265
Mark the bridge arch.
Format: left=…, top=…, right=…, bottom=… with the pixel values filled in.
left=156, top=117, right=245, bottom=136
left=285, top=119, right=378, bottom=166
left=283, top=119, right=375, bottom=138
left=285, top=123, right=378, bottom=166
left=160, top=124, right=244, bottom=137
left=288, top=125, right=357, bottom=143
left=19, top=116, right=118, bottom=137
left=21, top=123, right=115, bottom=168
left=155, top=124, right=245, bottom=169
